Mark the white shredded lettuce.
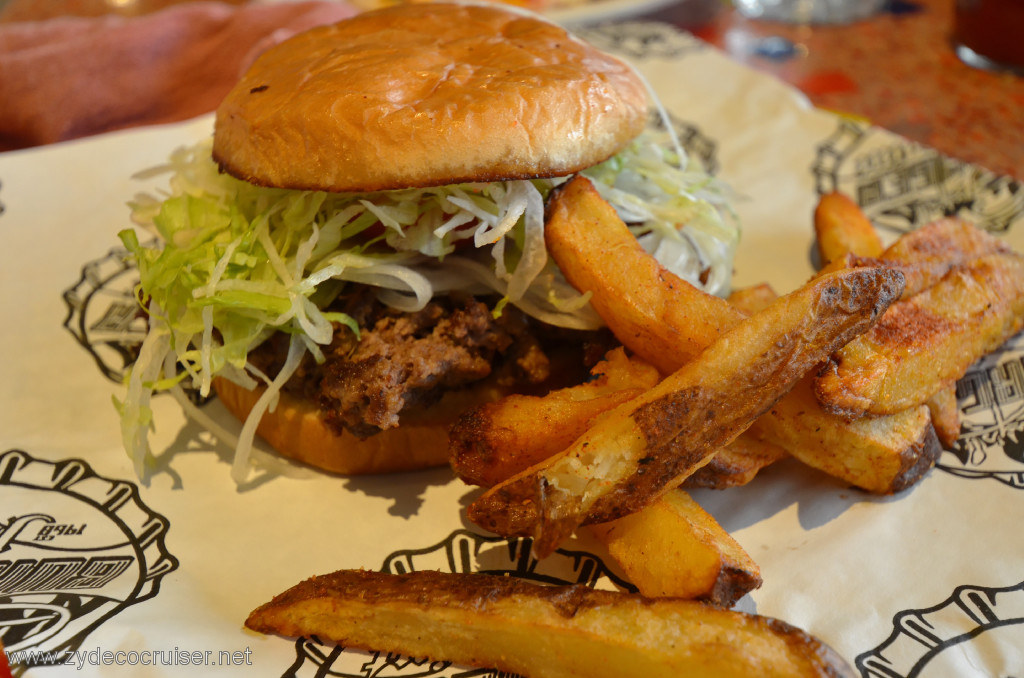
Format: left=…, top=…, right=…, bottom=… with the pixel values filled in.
left=118, top=129, right=739, bottom=483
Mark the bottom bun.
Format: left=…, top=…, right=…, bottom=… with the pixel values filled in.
left=213, top=377, right=509, bottom=475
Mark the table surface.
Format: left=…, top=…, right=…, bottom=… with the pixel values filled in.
left=639, top=0, right=1023, bottom=181
left=1, top=0, right=1021, bottom=180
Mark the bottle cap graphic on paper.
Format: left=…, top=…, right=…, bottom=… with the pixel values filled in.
left=813, top=120, right=1023, bottom=235
left=943, top=331, right=1024, bottom=488
left=0, top=450, right=177, bottom=664
left=856, top=580, right=1024, bottom=677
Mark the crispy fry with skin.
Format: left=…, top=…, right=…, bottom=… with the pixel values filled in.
left=544, top=177, right=933, bottom=494
left=451, top=345, right=783, bottom=490
left=467, top=266, right=904, bottom=556
left=814, top=217, right=1011, bottom=299
left=450, top=347, right=661, bottom=487
left=810, top=207, right=980, bottom=448
left=748, top=377, right=940, bottom=494
left=246, top=569, right=856, bottom=678
left=878, top=217, right=1011, bottom=297
left=926, top=385, right=961, bottom=449
left=815, top=252, right=1024, bottom=418
left=727, top=282, right=778, bottom=314
left=783, top=203, right=954, bottom=487
left=451, top=283, right=786, bottom=491
left=588, top=490, right=761, bottom=606
left=544, top=175, right=738, bottom=374
left=682, top=434, right=787, bottom=490
left=814, top=192, right=884, bottom=264
left=675, top=282, right=788, bottom=488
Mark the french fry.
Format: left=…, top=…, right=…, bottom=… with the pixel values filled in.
left=926, top=385, right=961, bottom=449
left=681, top=282, right=788, bottom=488
left=815, top=252, right=1024, bottom=417
left=467, top=265, right=903, bottom=556
left=727, top=281, right=778, bottom=314
left=451, top=282, right=787, bottom=492
left=246, top=569, right=855, bottom=678
left=748, top=377, right=941, bottom=494
left=544, top=175, right=740, bottom=374
left=450, top=347, right=661, bottom=487
left=814, top=192, right=884, bottom=264
left=813, top=216, right=1012, bottom=299
left=877, top=216, right=1011, bottom=297
left=545, top=176, right=934, bottom=494
left=682, top=433, right=787, bottom=490
left=588, top=490, right=762, bottom=606
left=451, top=344, right=783, bottom=490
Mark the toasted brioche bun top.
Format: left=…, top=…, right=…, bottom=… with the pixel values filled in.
left=212, top=2, right=648, bottom=193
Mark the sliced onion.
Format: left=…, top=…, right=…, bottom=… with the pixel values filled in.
left=231, top=333, right=306, bottom=485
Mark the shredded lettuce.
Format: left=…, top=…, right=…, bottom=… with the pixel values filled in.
left=118, top=130, right=739, bottom=483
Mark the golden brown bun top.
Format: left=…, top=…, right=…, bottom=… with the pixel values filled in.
left=212, top=2, right=648, bottom=192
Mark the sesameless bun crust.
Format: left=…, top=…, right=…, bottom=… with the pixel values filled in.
left=212, top=376, right=511, bottom=475
left=212, top=2, right=648, bottom=192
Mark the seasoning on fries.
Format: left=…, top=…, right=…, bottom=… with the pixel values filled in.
left=815, top=251, right=1024, bottom=418
left=541, top=177, right=943, bottom=494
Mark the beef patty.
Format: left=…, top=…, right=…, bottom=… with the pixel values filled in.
left=246, top=289, right=613, bottom=438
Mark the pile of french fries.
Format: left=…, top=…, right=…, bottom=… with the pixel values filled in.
left=246, top=182, right=1024, bottom=677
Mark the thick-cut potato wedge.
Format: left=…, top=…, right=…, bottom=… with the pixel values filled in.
left=685, top=282, right=790, bottom=487
left=449, top=347, right=661, bottom=487
left=246, top=569, right=855, bottom=678
left=815, top=252, right=1024, bottom=417
left=814, top=192, right=884, bottom=264
left=926, top=385, right=961, bottom=449
left=881, top=216, right=1006, bottom=260
left=468, top=266, right=903, bottom=556
left=588, top=490, right=761, bottom=606
left=545, top=175, right=739, bottom=374
left=749, top=377, right=941, bottom=494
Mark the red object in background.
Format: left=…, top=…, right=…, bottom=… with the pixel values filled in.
left=0, top=642, right=11, bottom=678
left=796, top=69, right=860, bottom=96
left=0, top=1, right=356, bottom=151
left=954, top=0, right=1024, bottom=69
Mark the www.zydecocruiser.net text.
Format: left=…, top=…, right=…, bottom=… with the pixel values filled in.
left=6, top=646, right=254, bottom=671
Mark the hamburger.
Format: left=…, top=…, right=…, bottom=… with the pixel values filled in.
left=119, top=2, right=738, bottom=483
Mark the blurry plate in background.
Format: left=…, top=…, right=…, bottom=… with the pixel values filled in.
left=545, top=0, right=681, bottom=24
left=341, top=0, right=681, bottom=24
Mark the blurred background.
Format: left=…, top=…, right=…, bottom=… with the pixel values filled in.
left=0, top=0, right=1021, bottom=179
